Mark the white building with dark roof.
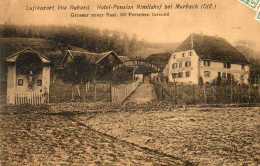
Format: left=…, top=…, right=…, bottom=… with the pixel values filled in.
left=165, top=34, right=250, bottom=84
left=6, top=48, right=51, bottom=104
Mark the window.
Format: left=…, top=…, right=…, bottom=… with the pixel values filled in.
left=186, top=71, right=190, bottom=77
left=37, top=79, right=42, bottom=86
left=17, top=79, right=23, bottom=86
left=182, top=53, right=185, bottom=57
left=204, top=71, right=211, bottom=77
left=179, top=62, right=182, bottom=68
left=172, top=54, right=176, bottom=59
left=185, top=61, right=191, bottom=67
left=222, top=72, right=227, bottom=79
left=240, top=75, right=244, bottom=81
left=218, top=72, right=221, bottom=78
left=241, top=64, right=245, bottom=70
left=227, top=73, right=232, bottom=80
left=224, top=62, right=231, bottom=69
left=172, top=73, right=178, bottom=78
left=178, top=72, right=183, bottom=78
left=172, top=63, right=178, bottom=69
left=189, top=51, right=192, bottom=56
left=203, top=60, right=211, bottom=67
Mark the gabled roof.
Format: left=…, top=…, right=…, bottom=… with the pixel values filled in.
left=175, top=34, right=249, bottom=64
left=146, top=52, right=172, bottom=69
left=6, top=47, right=50, bottom=63
left=63, top=50, right=122, bottom=65
left=0, top=38, right=68, bottom=66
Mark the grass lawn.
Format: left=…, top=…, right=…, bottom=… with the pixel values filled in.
left=79, top=107, right=260, bottom=165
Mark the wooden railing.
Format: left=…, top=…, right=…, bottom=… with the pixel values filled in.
left=111, top=80, right=141, bottom=104
left=15, top=92, right=48, bottom=105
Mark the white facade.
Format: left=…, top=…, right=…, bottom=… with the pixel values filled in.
left=6, top=48, right=51, bottom=104
left=165, top=49, right=250, bottom=84
left=167, top=50, right=200, bottom=84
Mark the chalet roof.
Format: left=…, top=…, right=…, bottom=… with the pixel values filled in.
left=6, top=47, right=50, bottom=63
left=65, top=50, right=122, bottom=65
left=145, top=52, right=171, bottom=69
left=175, top=34, right=249, bottom=64
left=0, top=38, right=68, bottom=66
left=118, top=56, right=130, bottom=62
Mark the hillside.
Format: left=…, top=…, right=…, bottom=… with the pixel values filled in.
left=0, top=24, right=145, bottom=57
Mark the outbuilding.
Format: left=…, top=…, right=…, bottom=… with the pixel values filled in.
left=6, top=48, right=51, bottom=104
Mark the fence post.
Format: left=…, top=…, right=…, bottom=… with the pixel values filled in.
left=94, top=80, right=97, bottom=101
left=174, top=83, right=177, bottom=105
left=71, top=84, right=74, bottom=101
left=110, top=81, right=112, bottom=102
left=230, top=79, right=233, bottom=104
left=203, top=84, right=207, bottom=104
left=161, top=85, right=164, bottom=100
left=248, top=84, right=251, bottom=104
left=192, top=85, right=196, bottom=104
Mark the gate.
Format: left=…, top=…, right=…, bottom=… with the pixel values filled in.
left=111, top=80, right=141, bottom=104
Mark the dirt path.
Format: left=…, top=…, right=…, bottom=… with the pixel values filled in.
left=125, top=83, right=157, bottom=104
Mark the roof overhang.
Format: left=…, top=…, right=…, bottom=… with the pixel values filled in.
left=6, top=47, right=50, bottom=64
left=95, top=51, right=121, bottom=64
left=63, top=49, right=122, bottom=65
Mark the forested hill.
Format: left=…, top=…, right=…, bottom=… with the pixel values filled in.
left=0, top=24, right=176, bottom=58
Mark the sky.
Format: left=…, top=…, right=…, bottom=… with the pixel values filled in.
left=0, top=0, right=260, bottom=46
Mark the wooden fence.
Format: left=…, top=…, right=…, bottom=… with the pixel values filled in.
left=15, top=92, right=48, bottom=105
left=111, top=80, right=141, bottom=104
left=49, top=80, right=111, bottom=103
left=153, top=81, right=260, bottom=105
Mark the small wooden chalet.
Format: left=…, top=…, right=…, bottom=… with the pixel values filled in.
left=61, top=50, right=122, bottom=80
left=6, top=48, right=51, bottom=104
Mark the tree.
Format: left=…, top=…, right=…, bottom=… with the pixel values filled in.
left=62, top=56, right=96, bottom=100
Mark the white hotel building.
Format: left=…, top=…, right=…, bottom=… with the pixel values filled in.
left=164, top=34, right=250, bottom=84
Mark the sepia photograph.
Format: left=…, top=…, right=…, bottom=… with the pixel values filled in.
left=0, top=0, right=260, bottom=165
